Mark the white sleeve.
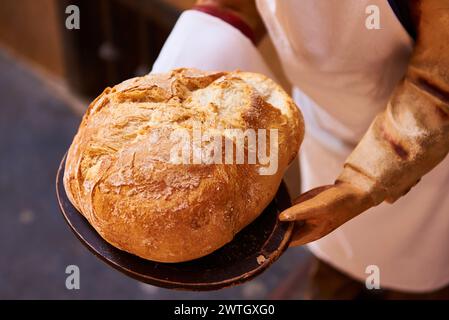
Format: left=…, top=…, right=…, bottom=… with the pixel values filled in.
left=151, top=10, right=274, bottom=78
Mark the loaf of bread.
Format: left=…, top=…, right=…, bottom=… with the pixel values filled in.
left=63, top=68, right=304, bottom=262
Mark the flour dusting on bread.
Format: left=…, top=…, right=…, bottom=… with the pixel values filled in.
left=64, top=68, right=303, bottom=262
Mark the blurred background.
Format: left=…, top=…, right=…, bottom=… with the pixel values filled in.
left=0, top=0, right=311, bottom=299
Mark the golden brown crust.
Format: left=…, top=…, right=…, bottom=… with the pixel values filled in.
left=63, top=68, right=304, bottom=262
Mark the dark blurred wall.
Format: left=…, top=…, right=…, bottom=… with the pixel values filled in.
left=56, top=0, right=194, bottom=98
left=0, top=0, right=195, bottom=98
left=0, top=0, right=291, bottom=100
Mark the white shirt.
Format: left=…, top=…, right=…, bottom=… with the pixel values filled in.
left=153, top=0, right=449, bottom=292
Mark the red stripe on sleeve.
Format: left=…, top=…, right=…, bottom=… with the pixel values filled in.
left=192, top=4, right=257, bottom=45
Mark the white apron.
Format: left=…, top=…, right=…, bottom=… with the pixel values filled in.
left=152, top=1, right=449, bottom=291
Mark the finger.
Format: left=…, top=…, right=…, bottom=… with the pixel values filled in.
left=279, top=184, right=356, bottom=221
left=279, top=198, right=330, bottom=221
left=293, top=185, right=334, bottom=205
left=288, top=222, right=322, bottom=247
left=290, top=233, right=320, bottom=247
left=279, top=185, right=334, bottom=222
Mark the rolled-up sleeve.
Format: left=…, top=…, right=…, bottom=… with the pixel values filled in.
left=151, top=10, right=274, bottom=77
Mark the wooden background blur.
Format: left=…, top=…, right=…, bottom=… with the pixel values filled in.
left=0, top=0, right=66, bottom=77
left=0, top=0, right=289, bottom=96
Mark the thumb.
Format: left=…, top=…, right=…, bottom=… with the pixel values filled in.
left=279, top=184, right=358, bottom=221
left=279, top=185, right=333, bottom=221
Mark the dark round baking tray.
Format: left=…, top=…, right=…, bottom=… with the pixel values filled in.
left=56, top=153, right=294, bottom=290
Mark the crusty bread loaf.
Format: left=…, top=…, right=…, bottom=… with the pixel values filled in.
left=63, top=68, right=304, bottom=262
